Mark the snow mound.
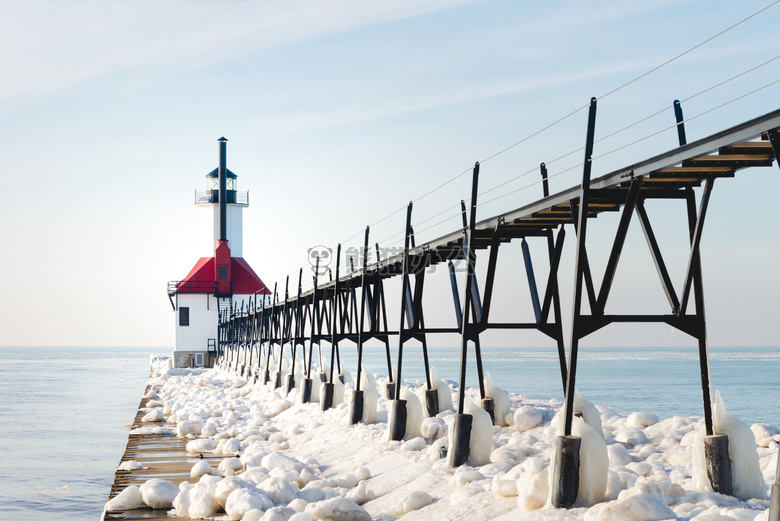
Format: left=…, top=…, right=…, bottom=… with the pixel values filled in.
left=305, top=496, right=371, bottom=521
left=139, top=478, right=179, bottom=509
left=395, top=490, right=435, bottom=514
left=584, top=478, right=674, bottom=521
left=105, top=485, right=143, bottom=512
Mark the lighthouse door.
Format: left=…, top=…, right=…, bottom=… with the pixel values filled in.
left=217, top=264, right=230, bottom=294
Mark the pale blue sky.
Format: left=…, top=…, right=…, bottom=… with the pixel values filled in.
left=1, top=0, right=778, bottom=348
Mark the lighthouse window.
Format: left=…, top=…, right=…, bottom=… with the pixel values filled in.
left=218, top=266, right=228, bottom=279
left=179, top=307, right=190, bottom=326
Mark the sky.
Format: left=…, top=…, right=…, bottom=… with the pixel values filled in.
left=0, top=0, right=778, bottom=349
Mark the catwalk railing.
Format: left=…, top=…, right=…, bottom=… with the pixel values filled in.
left=217, top=103, right=780, bottom=508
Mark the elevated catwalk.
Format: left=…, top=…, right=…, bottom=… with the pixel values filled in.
left=218, top=105, right=780, bottom=505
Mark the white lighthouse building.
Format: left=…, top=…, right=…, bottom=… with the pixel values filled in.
left=168, top=138, right=270, bottom=368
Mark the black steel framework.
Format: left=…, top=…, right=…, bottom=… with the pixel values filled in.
left=216, top=105, right=780, bottom=506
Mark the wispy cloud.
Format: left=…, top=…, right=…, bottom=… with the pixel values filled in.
left=0, top=0, right=478, bottom=100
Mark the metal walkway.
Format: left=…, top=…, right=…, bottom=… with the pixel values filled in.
left=218, top=103, right=780, bottom=505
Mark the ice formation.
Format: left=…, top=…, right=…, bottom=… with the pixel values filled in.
left=117, top=460, right=145, bottom=471
left=402, top=387, right=424, bottom=439
left=138, top=478, right=179, bottom=509
left=418, top=366, right=453, bottom=416
left=464, top=398, right=492, bottom=466
left=111, top=358, right=778, bottom=521
left=517, top=457, right=549, bottom=511
left=584, top=477, right=675, bottom=521
left=575, top=388, right=604, bottom=438
left=691, top=390, right=767, bottom=500
left=395, top=490, right=435, bottom=514
left=358, top=370, right=378, bottom=424
left=484, top=372, right=511, bottom=426
left=105, top=484, right=143, bottom=511
left=550, top=398, right=609, bottom=507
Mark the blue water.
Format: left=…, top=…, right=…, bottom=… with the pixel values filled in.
left=0, top=346, right=157, bottom=521
left=335, top=345, right=780, bottom=426
left=0, top=345, right=777, bottom=520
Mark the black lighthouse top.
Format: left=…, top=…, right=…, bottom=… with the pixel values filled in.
left=205, top=167, right=238, bottom=203
left=194, top=137, right=248, bottom=206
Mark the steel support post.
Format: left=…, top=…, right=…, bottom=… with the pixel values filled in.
left=373, top=243, right=395, bottom=399
left=322, top=245, right=341, bottom=411
left=275, top=276, right=290, bottom=390
left=389, top=203, right=414, bottom=440
left=768, top=129, right=780, bottom=171
left=302, top=260, right=319, bottom=403
left=683, top=185, right=732, bottom=495
left=287, top=269, right=304, bottom=395
left=478, top=227, right=503, bottom=424
left=413, top=268, right=439, bottom=418
left=769, top=450, right=780, bottom=521
left=674, top=100, right=687, bottom=146
left=450, top=162, right=480, bottom=467
left=350, top=227, right=370, bottom=425
left=554, top=97, right=597, bottom=508
left=264, top=284, right=278, bottom=384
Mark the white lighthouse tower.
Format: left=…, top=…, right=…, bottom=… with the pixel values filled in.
left=168, top=138, right=270, bottom=368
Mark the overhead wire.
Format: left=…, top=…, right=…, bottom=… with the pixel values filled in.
left=592, top=77, right=780, bottom=162
left=595, top=0, right=780, bottom=101
left=302, top=0, right=779, bottom=292
left=473, top=52, right=780, bottom=204
left=476, top=75, right=780, bottom=211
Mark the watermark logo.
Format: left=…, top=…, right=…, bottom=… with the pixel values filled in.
left=307, top=244, right=468, bottom=276
left=307, top=245, right=332, bottom=276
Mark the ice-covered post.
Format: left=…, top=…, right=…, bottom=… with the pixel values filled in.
left=375, top=243, right=396, bottom=400
left=770, top=453, right=780, bottom=521
left=263, top=283, right=278, bottom=384
left=388, top=203, right=414, bottom=441
left=683, top=178, right=733, bottom=495
left=322, top=244, right=341, bottom=411
left=302, top=258, right=320, bottom=403
left=350, top=227, right=370, bottom=425
left=552, top=97, right=597, bottom=508
left=274, top=276, right=290, bottom=389
left=286, top=269, right=303, bottom=394
left=672, top=98, right=732, bottom=494
left=449, top=162, right=480, bottom=467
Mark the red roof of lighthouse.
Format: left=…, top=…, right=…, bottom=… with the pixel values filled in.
left=176, top=257, right=270, bottom=295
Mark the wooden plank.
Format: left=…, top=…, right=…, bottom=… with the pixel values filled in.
left=656, top=166, right=733, bottom=173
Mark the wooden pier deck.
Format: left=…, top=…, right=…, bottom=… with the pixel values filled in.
left=103, top=384, right=219, bottom=521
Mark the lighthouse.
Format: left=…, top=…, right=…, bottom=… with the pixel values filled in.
left=167, top=138, right=270, bottom=368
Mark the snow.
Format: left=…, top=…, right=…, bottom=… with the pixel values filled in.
left=109, top=362, right=779, bottom=520
left=395, top=490, right=435, bottom=514
left=225, top=488, right=272, bottom=519
left=691, top=391, right=767, bottom=500
left=138, top=478, right=179, bottom=509
left=401, top=386, right=424, bottom=439
left=485, top=372, right=511, bottom=427
left=514, top=405, right=544, bottom=433
left=141, top=408, right=164, bottom=422
left=358, top=371, right=378, bottom=424
left=305, top=496, right=371, bottom=521
left=463, top=397, right=493, bottom=466
left=584, top=478, right=675, bottom=521
left=418, top=367, right=453, bottom=415
left=105, top=484, right=143, bottom=511
left=117, top=460, right=145, bottom=471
